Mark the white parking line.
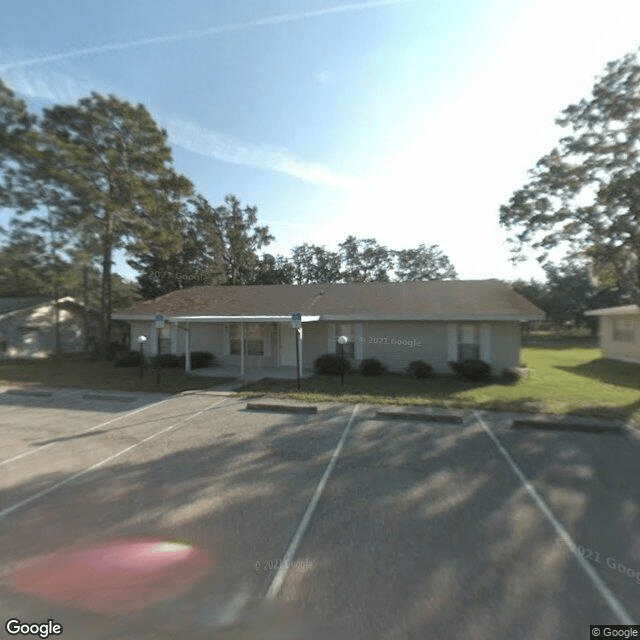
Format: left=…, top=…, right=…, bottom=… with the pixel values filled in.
left=0, top=398, right=228, bottom=520
left=265, top=404, right=360, bottom=601
left=472, top=410, right=637, bottom=626
left=0, top=395, right=177, bottom=466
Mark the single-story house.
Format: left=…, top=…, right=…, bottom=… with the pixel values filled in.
left=0, top=296, right=129, bottom=359
left=584, top=304, right=640, bottom=364
left=112, top=280, right=545, bottom=377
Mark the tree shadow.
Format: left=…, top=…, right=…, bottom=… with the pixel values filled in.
left=0, top=399, right=638, bottom=638
left=555, top=358, right=640, bottom=391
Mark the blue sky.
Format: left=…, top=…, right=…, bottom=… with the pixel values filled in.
left=2, top=0, right=640, bottom=284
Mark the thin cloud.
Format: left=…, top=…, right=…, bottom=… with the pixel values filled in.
left=165, top=116, right=362, bottom=190
left=0, top=0, right=412, bottom=72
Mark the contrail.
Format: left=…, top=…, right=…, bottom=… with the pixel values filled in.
left=0, top=0, right=412, bottom=72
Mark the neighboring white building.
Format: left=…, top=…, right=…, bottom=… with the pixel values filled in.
left=0, top=296, right=129, bottom=359
left=585, top=304, right=640, bottom=364
left=113, top=280, right=545, bottom=376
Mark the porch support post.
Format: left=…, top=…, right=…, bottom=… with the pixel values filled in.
left=185, top=322, right=191, bottom=372
left=276, top=323, right=281, bottom=368
left=240, top=321, right=245, bottom=377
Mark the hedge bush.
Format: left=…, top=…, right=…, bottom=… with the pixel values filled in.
left=150, top=353, right=182, bottom=368
left=359, top=358, right=387, bottom=376
left=114, top=350, right=143, bottom=367
left=314, top=353, right=352, bottom=375
left=405, top=360, right=434, bottom=379
left=501, top=367, right=523, bottom=384
left=448, top=359, right=491, bottom=381
left=104, top=341, right=130, bottom=361
left=178, top=351, right=216, bottom=369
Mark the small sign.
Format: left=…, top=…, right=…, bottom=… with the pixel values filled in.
left=291, top=312, right=302, bottom=329
left=154, top=314, right=165, bottom=329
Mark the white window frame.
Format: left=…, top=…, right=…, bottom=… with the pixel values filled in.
left=457, top=324, right=480, bottom=362
left=229, top=323, right=268, bottom=356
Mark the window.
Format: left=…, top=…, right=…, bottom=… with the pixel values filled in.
left=230, top=324, right=265, bottom=356
left=613, top=317, right=634, bottom=342
left=457, top=324, right=479, bottom=361
left=337, top=323, right=355, bottom=359
left=159, top=326, right=171, bottom=353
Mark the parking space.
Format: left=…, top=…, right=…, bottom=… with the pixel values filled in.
left=0, top=390, right=638, bottom=639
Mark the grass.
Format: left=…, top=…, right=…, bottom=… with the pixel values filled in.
left=0, top=354, right=235, bottom=395
left=234, top=343, right=640, bottom=425
left=1, top=344, right=638, bottom=425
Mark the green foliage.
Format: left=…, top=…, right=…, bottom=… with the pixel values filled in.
left=103, top=341, right=130, bottom=362
left=314, top=353, right=352, bottom=375
left=114, top=350, right=143, bottom=367
left=500, top=50, right=640, bottom=305
left=178, top=351, right=216, bottom=369
left=501, top=368, right=522, bottom=384
left=290, top=243, right=342, bottom=284
left=393, top=244, right=457, bottom=281
left=448, top=359, right=491, bottom=381
left=150, top=353, right=183, bottom=368
left=251, top=253, right=295, bottom=284
left=339, top=236, right=393, bottom=282
left=405, top=360, right=434, bottom=379
left=359, top=358, right=387, bottom=376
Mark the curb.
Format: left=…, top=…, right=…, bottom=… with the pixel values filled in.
left=375, top=409, right=464, bottom=424
left=82, top=393, right=137, bottom=403
left=512, top=418, right=625, bottom=435
left=4, top=389, right=53, bottom=397
left=245, top=402, right=318, bottom=414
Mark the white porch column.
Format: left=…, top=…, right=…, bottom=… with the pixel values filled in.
left=276, top=323, right=281, bottom=368
left=185, top=323, right=191, bottom=372
left=297, top=326, right=303, bottom=377
left=240, top=321, right=245, bottom=377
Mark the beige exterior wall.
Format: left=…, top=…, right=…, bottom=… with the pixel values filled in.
left=491, top=322, right=522, bottom=371
left=127, top=318, right=524, bottom=373
left=305, top=320, right=523, bottom=374
left=598, top=314, right=640, bottom=363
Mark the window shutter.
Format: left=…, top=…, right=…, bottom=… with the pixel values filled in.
left=480, top=323, right=491, bottom=363
left=447, top=323, right=458, bottom=362
left=327, top=323, right=336, bottom=353
left=354, top=323, right=364, bottom=360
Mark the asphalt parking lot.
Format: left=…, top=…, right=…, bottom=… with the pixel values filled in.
left=0, top=386, right=639, bottom=639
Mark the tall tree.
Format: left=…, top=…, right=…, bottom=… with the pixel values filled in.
left=500, top=50, right=640, bottom=304
left=33, top=92, right=192, bottom=353
left=202, top=194, right=274, bottom=286
left=339, top=236, right=393, bottom=282
left=251, top=254, right=295, bottom=285
left=0, top=77, right=36, bottom=210
left=392, top=244, right=457, bottom=281
left=290, top=243, right=342, bottom=284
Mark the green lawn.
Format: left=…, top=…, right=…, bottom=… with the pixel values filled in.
left=235, top=343, right=640, bottom=425
left=0, top=355, right=235, bottom=395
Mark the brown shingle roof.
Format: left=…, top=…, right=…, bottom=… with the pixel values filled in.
left=114, top=280, right=545, bottom=321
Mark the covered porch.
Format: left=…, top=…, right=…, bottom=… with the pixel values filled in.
left=168, top=315, right=320, bottom=377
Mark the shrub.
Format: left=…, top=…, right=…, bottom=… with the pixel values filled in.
left=181, top=351, right=216, bottom=369
left=501, top=368, right=521, bottom=383
left=448, top=359, right=491, bottom=381
left=150, top=353, right=182, bottom=368
left=114, top=350, right=143, bottom=367
left=359, top=358, right=387, bottom=376
left=104, top=341, right=130, bottom=361
left=405, top=360, right=434, bottom=379
left=314, top=353, right=352, bottom=375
